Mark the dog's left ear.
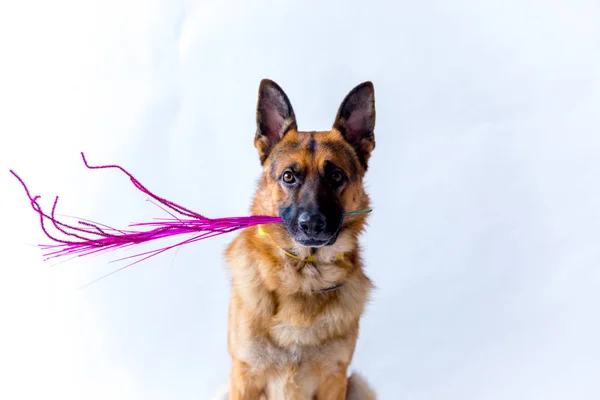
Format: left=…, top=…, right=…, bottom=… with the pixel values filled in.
left=254, top=79, right=298, bottom=164
left=333, top=82, right=376, bottom=169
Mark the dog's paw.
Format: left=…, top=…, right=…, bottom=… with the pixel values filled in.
left=346, top=372, right=377, bottom=400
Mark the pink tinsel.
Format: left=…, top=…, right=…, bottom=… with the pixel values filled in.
left=10, top=153, right=371, bottom=286
left=9, top=153, right=282, bottom=268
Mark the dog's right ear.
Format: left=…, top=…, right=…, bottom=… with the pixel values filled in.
left=254, top=79, right=297, bottom=164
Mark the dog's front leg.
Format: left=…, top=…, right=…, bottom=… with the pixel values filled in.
left=229, top=360, right=264, bottom=400
left=314, top=370, right=348, bottom=400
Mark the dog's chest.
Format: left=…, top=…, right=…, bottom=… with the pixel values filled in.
left=271, top=290, right=353, bottom=347
left=238, top=295, right=355, bottom=368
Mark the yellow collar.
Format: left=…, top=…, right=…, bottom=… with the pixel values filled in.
left=257, top=224, right=344, bottom=263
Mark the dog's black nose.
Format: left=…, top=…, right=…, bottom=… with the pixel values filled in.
left=298, top=211, right=326, bottom=236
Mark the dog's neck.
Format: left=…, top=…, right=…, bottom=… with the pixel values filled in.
left=254, top=224, right=354, bottom=295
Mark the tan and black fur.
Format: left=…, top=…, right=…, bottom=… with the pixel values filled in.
left=224, top=79, right=377, bottom=399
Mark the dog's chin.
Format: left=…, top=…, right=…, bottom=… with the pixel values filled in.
left=293, top=233, right=339, bottom=248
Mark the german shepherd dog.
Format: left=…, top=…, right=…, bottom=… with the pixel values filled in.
left=222, top=79, right=377, bottom=399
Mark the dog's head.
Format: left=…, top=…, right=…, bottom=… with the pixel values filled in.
left=251, top=79, right=375, bottom=248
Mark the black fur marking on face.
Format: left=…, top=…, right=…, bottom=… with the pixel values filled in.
left=319, top=140, right=359, bottom=181
left=277, top=166, right=344, bottom=247
left=323, top=160, right=347, bottom=189
left=308, top=135, right=316, bottom=156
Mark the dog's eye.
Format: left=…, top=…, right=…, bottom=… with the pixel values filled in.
left=331, top=169, right=344, bottom=184
left=282, top=171, right=296, bottom=184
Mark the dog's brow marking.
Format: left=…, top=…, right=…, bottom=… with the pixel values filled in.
left=277, top=140, right=302, bottom=156
left=268, top=141, right=302, bottom=180
left=320, top=140, right=359, bottom=180
left=308, top=135, right=316, bottom=156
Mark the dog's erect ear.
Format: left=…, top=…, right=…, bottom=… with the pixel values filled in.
left=254, top=79, right=297, bottom=164
left=333, top=82, right=376, bottom=169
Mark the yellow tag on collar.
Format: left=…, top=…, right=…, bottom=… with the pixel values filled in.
left=257, top=224, right=268, bottom=238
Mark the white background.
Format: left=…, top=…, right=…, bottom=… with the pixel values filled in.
left=1, top=0, right=599, bottom=399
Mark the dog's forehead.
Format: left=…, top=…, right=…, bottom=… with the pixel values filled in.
left=267, top=130, right=360, bottom=178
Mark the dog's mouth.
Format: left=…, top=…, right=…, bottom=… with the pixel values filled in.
left=293, top=231, right=340, bottom=248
